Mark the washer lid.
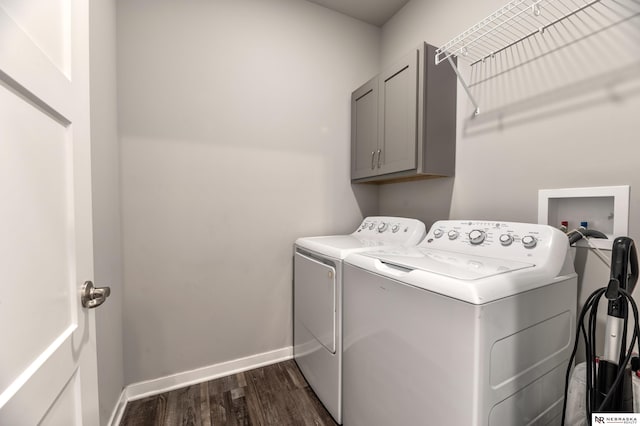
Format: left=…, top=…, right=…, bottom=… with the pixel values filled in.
left=296, top=235, right=389, bottom=259
left=364, top=248, right=535, bottom=281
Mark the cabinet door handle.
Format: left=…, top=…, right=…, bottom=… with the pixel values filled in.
left=377, top=149, right=382, bottom=168
left=371, top=151, right=376, bottom=170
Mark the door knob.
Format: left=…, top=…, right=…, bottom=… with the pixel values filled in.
left=81, top=281, right=111, bottom=308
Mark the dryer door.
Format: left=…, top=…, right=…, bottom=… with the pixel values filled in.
left=294, top=252, right=336, bottom=353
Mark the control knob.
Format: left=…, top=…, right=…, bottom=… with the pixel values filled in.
left=377, top=222, right=388, bottom=233
left=522, top=235, right=537, bottom=249
left=448, top=230, right=459, bottom=240
left=468, top=229, right=486, bottom=245
left=499, top=234, right=514, bottom=246
left=433, top=229, right=444, bottom=239
left=391, top=224, right=400, bottom=233
left=369, top=222, right=376, bottom=230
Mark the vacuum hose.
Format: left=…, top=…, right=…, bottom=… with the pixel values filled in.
left=561, top=286, right=639, bottom=423
left=562, top=237, right=640, bottom=425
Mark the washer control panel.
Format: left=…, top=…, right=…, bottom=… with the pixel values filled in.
left=355, top=216, right=426, bottom=244
left=421, top=220, right=568, bottom=263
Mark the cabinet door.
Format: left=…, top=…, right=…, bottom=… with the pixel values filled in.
left=378, top=49, right=418, bottom=175
left=351, top=76, right=379, bottom=180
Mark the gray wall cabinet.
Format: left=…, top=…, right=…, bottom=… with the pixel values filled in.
left=351, top=76, right=379, bottom=180
left=351, top=42, right=456, bottom=183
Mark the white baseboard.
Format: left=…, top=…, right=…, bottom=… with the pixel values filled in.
left=107, top=390, right=129, bottom=426
left=108, top=346, right=293, bottom=425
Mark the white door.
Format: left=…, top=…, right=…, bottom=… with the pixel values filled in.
left=0, top=0, right=102, bottom=424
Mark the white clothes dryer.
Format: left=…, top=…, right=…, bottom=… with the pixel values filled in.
left=294, top=217, right=426, bottom=424
left=342, top=220, right=578, bottom=426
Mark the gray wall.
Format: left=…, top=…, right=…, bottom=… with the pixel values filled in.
left=379, top=0, right=640, bottom=230
left=116, top=0, right=379, bottom=384
left=90, top=0, right=124, bottom=423
left=378, top=0, right=640, bottom=338
left=111, top=0, right=638, bottom=393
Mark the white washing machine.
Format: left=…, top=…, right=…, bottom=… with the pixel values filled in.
left=342, top=220, right=578, bottom=426
left=294, top=217, right=426, bottom=424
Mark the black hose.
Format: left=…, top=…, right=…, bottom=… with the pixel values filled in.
left=568, top=229, right=608, bottom=245
left=562, top=287, right=605, bottom=424
left=561, top=287, right=640, bottom=425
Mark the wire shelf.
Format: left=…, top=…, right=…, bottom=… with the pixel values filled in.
left=435, top=0, right=639, bottom=115
left=436, top=0, right=605, bottom=66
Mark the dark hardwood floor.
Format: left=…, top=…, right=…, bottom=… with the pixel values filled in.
left=119, top=360, right=338, bottom=426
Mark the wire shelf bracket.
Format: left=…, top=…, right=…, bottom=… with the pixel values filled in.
left=446, top=56, right=480, bottom=116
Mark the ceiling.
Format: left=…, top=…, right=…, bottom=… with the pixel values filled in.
left=306, top=0, right=411, bottom=27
